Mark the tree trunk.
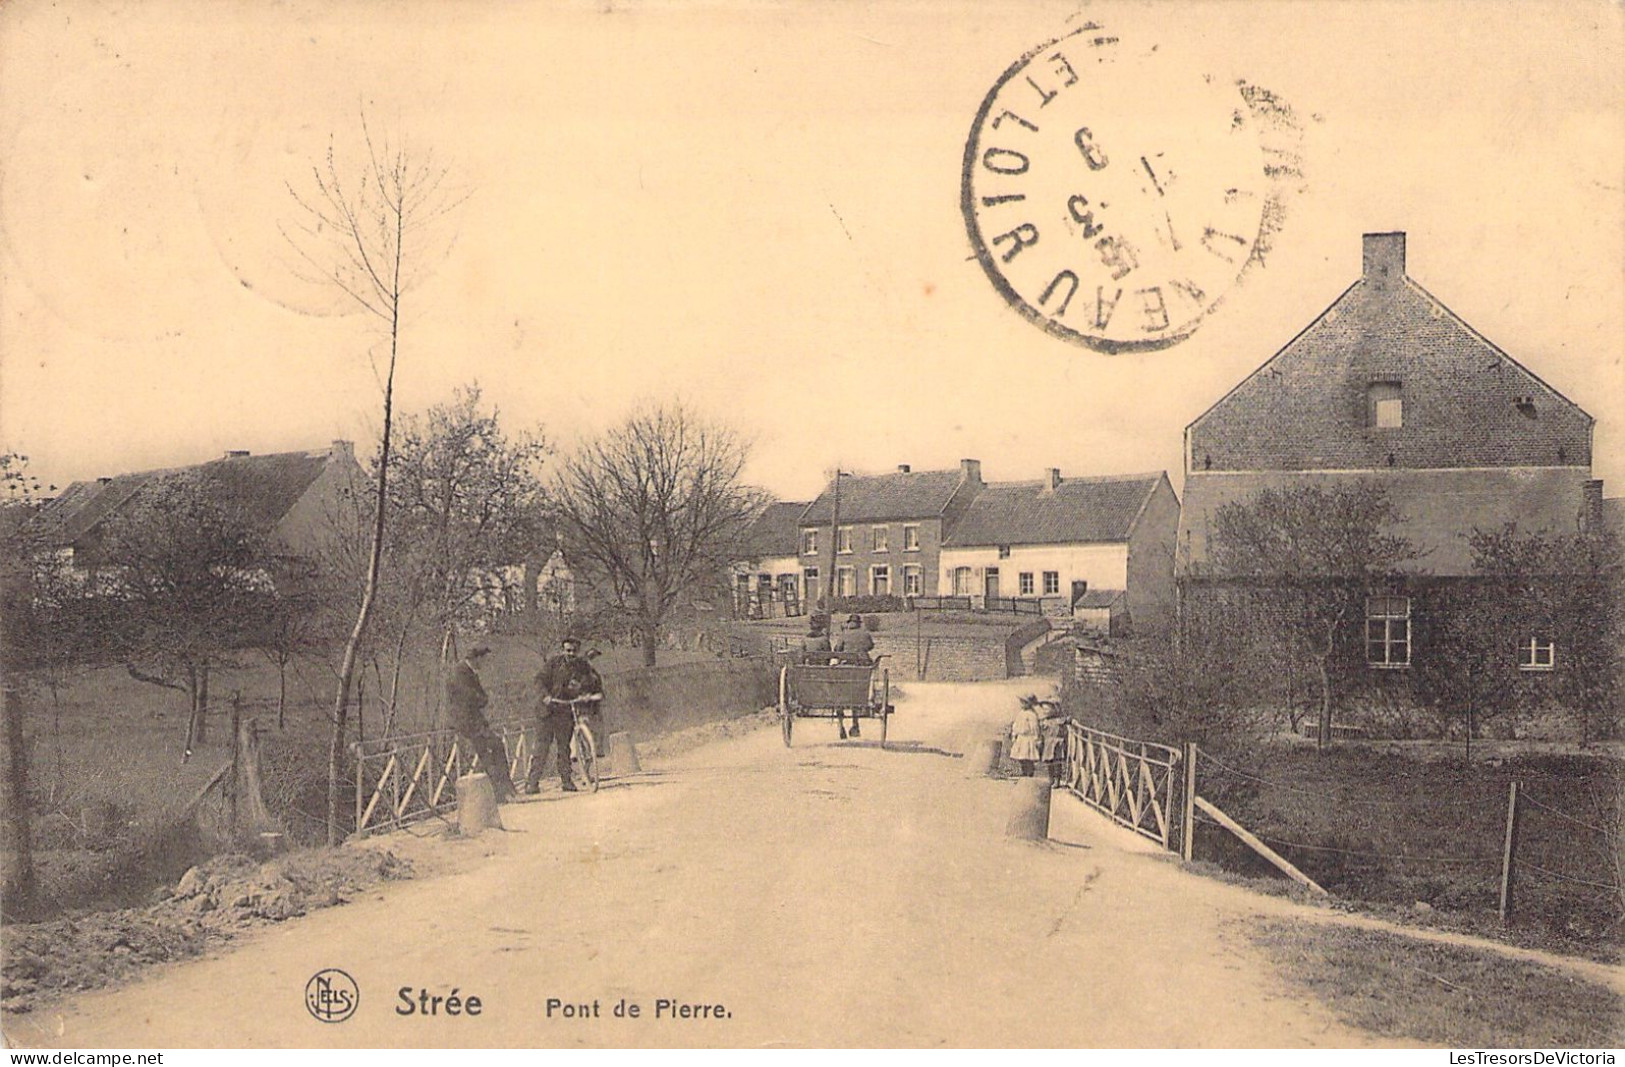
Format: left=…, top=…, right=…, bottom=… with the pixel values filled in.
left=640, top=621, right=659, bottom=668
left=183, top=664, right=200, bottom=760
left=277, top=660, right=287, bottom=731
left=196, top=661, right=210, bottom=744
left=1315, top=653, right=1332, bottom=751
left=328, top=274, right=400, bottom=846
left=1, top=681, right=35, bottom=920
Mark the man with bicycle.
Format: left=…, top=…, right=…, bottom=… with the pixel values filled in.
left=524, top=635, right=603, bottom=794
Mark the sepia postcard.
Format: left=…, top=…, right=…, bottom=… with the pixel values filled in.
left=1, top=0, right=1621, bottom=1053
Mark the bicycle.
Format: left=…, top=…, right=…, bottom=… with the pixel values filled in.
left=546, top=694, right=601, bottom=793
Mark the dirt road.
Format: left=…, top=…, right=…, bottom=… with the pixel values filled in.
left=9, top=680, right=1392, bottom=1048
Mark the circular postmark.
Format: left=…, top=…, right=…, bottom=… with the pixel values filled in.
left=305, top=967, right=360, bottom=1023
left=963, top=23, right=1293, bottom=353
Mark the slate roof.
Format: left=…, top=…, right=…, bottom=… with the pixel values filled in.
left=942, top=474, right=1164, bottom=547
left=38, top=447, right=343, bottom=551
left=1177, top=467, right=1595, bottom=578
left=1074, top=588, right=1125, bottom=609
left=801, top=469, right=966, bottom=524
left=738, top=501, right=809, bottom=561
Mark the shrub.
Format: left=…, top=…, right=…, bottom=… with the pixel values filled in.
left=827, top=595, right=905, bottom=617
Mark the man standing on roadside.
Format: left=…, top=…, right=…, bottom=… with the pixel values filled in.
left=525, top=635, right=604, bottom=794
left=444, top=646, right=517, bottom=802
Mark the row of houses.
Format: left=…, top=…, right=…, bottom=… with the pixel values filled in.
left=733, top=464, right=1179, bottom=633
left=736, top=233, right=1620, bottom=693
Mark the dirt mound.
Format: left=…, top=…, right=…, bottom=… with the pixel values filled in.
left=2, top=847, right=411, bottom=1014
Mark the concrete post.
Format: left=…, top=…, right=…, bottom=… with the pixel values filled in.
left=605, top=731, right=642, bottom=777
left=457, top=772, right=503, bottom=836
left=1005, top=777, right=1052, bottom=841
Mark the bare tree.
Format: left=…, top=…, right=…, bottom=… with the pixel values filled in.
left=388, top=383, right=549, bottom=640
left=284, top=112, right=465, bottom=843
left=552, top=404, right=765, bottom=667
left=1206, top=482, right=1420, bottom=748
left=0, top=452, right=48, bottom=917
left=99, top=472, right=273, bottom=758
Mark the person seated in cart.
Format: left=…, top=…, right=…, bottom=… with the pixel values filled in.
left=801, top=616, right=832, bottom=657
left=832, top=613, right=874, bottom=664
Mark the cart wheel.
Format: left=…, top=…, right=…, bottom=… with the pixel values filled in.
left=571, top=723, right=600, bottom=793
left=779, top=666, right=793, bottom=748
left=878, top=671, right=889, bottom=748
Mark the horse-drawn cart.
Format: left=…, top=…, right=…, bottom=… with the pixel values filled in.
left=777, top=654, right=892, bottom=747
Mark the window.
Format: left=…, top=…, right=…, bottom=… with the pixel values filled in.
left=801, top=529, right=818, bottom=556
left=1019, top=572, right=1035, bottom=596
left=997, top=545, right=1011, bottom=560
left=902, top=524, right=920, bottom=551
left=837, top=526, right=854, bottom=554
left=1518, top=636, right=1555, bottom=672
left=871, top=565, right=890, bottom=596
left=1369, top=382, right=1403, bottom=429
left=836, top=566, right=856, bottom=597
left=871, top=526, right=889, bottom=552
left=1042, top=571, right=1060, bottom=595
left=902, top=565, right=922, bottom=596
left=952, top=567, right=974, bottom=596
left=1366, top=595, right=1411, bottom=668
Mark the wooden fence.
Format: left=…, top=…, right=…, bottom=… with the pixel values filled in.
left=350, top=719, right=529, bottom=838
left=1060, top=722, right=1182, bottom=850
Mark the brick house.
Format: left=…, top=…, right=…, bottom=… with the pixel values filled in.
left=798, top=460, right=985, bottom=604
left=1177, top=232, right=1609, bottom=731
left=939, top=470, right=1180, bottom=633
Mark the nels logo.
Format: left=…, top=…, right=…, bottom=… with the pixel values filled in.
left=306, top=968, right=360, bottom=1023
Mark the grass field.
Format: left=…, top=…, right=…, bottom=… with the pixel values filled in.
left=1244, top=918, right=1623, bottom=1047
left=11, top=632, right=773, bottom=918
left=1191, top=742, right=1624, bottom=955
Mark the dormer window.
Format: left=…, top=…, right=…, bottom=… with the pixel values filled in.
left=1369, top=382, right=1403, bottom=429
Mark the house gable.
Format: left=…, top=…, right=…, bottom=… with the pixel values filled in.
left=1187, top=233, right=1593, bottom=473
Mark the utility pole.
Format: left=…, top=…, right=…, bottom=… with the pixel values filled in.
left=826, top=469, right=844, bottom=617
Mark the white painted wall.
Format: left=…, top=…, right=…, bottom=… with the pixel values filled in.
left=938, top=542, right=1128, bottom=598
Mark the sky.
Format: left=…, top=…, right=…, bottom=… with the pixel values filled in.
left=2, top=0, right=1621, bottom=506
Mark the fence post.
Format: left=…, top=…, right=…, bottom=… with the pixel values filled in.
left=227, top=692, right=243, bottom=838
left=1499, top=780, right=1521, bottom=923
left=1182, top=742, right=1198, bottom=863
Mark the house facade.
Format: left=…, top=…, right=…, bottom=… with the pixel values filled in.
left=731, top=459, right=1182, bottom=635
left=797, top=460, right=984, bottom=603
left=732, top=500, right=809, bottom=618
left=939, top=469, right=1180, bottom=632
left=1177, top=232, right=1610, bottom=730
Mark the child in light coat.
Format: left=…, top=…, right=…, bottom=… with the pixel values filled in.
left=1009, top=695, right=1043, bottom=777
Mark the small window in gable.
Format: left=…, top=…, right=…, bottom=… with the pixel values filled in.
left=1369, top=382, right=1403, bottom=429
left=1518, top=636, right=1555, bottom=672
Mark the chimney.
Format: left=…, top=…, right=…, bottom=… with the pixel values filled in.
left=224, top=450, right=250, bottom=458
left=1045, top=467, right=1062, bottom=490
left=330, top=439, right=355, bottom=459
left=896, top=464, right=911, bottom=474
left=97, top=476, right=112, bottom=485
left=1583, top=480, right=1604, bottom=532
left=1362, top=232, right=1406, bottom=289
left=959, top=458, right=982, bottom=484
